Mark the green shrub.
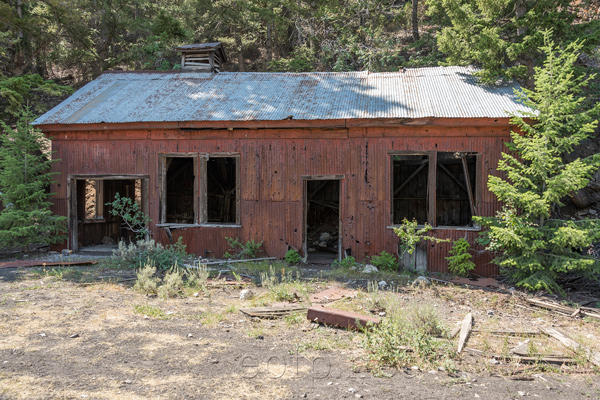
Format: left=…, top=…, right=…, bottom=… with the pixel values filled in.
left=106, top=193, right=150, bottom=239
left=361, top=304, right=453, bottom=371
left=112, top=237, right=188, bottom=270
left=224, top=237, right=263, bottom=259
left=332, top=256, right=359, bottom=269
left=157, top=266, right=185, bottom=299
left=369, top=251, right=398, bottom=271
left=284, top=249, right=302, bottom=265
left=133, top=262, right=160, bottom=295
left=446, top=238, right=475, bottom=277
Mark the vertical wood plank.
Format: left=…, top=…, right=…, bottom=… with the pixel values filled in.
left=427, top=151, right=437, bottom=227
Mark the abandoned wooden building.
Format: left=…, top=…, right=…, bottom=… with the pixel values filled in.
left=33, top=43, right=531, bottom=276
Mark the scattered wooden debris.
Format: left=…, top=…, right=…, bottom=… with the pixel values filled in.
left=202, top=257, right=276, bottom=266
left=306, top=307, right=380, bottom=330
left=240, top=304, right=306, bottom=318
left=464, top=348, right=577, bottom=365
left=449, top=322, right=461, bottom=339
left=527, top=298, right=600, bottom=321
left=472, top=329, right=541, bottom=337
left=457, top=312, right=473, bottom=353
left=542, top=327, right=600, bottom=367
left=511, top=341, right=530, bottom=356
left=0, top=260, right=98, bottom=269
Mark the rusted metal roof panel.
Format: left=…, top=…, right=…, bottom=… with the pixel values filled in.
left=34, top=67, right=531, bottom=126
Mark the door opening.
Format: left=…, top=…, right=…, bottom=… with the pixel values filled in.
left=303, top=178, right=341, bottom=264
left=68, top=175, right=149, bottom=252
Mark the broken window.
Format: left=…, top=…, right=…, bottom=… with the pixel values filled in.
left=392, top=152, right=478, bottom=227
left=436, top=152, right=476, bottom=227
left=159, top=153, right=239, bottom=226
left=206, top=157, right=237, bottom=223
left=164, top=157, right=196, bottom=224
left=392, top=154, right=429, bottom=224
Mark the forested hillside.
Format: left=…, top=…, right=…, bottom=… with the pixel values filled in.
left=1, top=1, right=600, bottom=118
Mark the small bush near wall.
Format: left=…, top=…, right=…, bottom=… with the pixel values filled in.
left=108, top=238, right=189, bottom=270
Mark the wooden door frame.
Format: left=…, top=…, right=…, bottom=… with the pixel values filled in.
left=301, top=175, right=344, bottom=262
left=67, top=174, right=149, bottom=252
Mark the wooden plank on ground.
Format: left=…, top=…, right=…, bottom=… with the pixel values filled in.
left=457, top=312, right=473, bottom=354
left=0, top=260, right=98, bottom=269
left=542, top=327, right=600, bottom=367
left=527, top=298, right=574, bottom=314
left=527, top=298, right=600, bottom=321
left=464, top=348, right=577, bottom=365
left=240, top=304, right=306, bottom=318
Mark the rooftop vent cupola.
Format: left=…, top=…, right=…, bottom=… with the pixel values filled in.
left=176, top=42, right=227, bottom=72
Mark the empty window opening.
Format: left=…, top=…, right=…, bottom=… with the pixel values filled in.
left=207, top=157, right=237, bottom=223
left=436, top=152, right=476, bottom=226
left=305, top=179, right=340, bottom=264
left=84, top=180, right=103, bottom=220
left=392, top=154, right=429, bottom=224
left=166, top=157, right=195, bottom=224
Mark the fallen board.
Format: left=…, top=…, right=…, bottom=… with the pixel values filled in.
left=542, top=327, right=600, bottom=367
left=464, top=348, right=577, bottom=365
left=457, top=312, right=473, bottom=354
left=527, top=298, right=600, bottom=321
left=239, top=305, right=306, bottom=318
left=0, top=260, right=98, bottom=269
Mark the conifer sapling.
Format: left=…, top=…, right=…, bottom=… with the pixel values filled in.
left=474, top=33, right=600, bottom=293
left=0, top=111, right=66, bottom=249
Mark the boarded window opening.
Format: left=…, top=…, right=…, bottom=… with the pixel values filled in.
left=392, top=154, right=429, bottom=224
left=306, top=179, right=340, bottom=263
left=436, top=152, right=476, bottom=226
left=207, top=157, right=237, bottom=223
left=166, top=157, right=195, bottom=224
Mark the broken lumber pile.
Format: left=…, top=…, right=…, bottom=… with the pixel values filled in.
left=542, top=327, right=600, bottom=367
left=527, top=298, right=600, bottom=321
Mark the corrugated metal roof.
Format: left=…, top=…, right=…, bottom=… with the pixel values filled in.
left=34, top=67, right=531, bottom=125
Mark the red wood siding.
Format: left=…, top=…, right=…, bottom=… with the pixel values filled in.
left=47, top=123, right=510, bottom=276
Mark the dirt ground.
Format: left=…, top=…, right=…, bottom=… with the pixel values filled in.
left=1, top=265, right=600, bottom=400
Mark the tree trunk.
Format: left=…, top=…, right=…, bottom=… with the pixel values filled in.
left=266, top=23, right=273, bottom=65
left=13, top=0, right=29, bottom=76
left=412, top=0, right=420, bottom=41
left=235, top=31, right=245, bottom=72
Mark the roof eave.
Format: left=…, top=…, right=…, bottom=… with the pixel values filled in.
left=35, top=117, right=519, bottom=133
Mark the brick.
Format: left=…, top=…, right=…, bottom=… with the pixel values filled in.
left=306, top=306, right=380, bottom=330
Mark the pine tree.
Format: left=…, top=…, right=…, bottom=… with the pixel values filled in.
left=0, top=111, right=66, bottom=250
left=474, top=34, right=600, bottom=293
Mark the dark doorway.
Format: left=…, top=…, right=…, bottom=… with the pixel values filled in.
left=69, top=175, right=149, bottom=252
left=304, top=179, right=341, bottom=264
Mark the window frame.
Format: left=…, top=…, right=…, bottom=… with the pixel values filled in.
left=157, top=152, right=241, bottom=228
left=203, top=153, right=241, bottom=226
left=388, top=150, right=481, bottom=230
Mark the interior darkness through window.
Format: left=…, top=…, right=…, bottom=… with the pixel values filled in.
left=166, top=157, right=195, bottom=224
left=207, top=157, right=237, bottom=223
left=436, top=152, right=476, bottom=226
left=392, top=154, right=429, bottom=225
